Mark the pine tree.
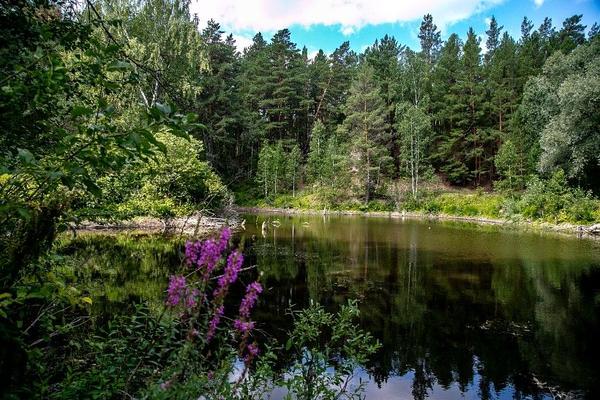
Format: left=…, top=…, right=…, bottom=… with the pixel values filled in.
left=307, top=120, right=327, bottom=183
left=485, top=28, right=519, bottom=172
left=364, top=35, right=404, bottom=175
left=418, top=14, right=442, bottom=65
left=538, top=17, right=557, bottom=59
left=589, top=23, right=600, bottom=41
left=458, top=28, right=488, bottom=185
left=340, top=65, right=391, bottom=203
left=431, top=33, right=467, bottom=183
left=557, top=15, right=586, bottom=53
left=197, top=20, right=244, bottom=176
left=309, top=50, right=331, bottom=124
left=324, top=42, right=358, bottom=129
left=240, top=32, right=270, bottom=176
left=485, top=16, right=503, bottom=63
left=261, top=29, right=306, bottom=144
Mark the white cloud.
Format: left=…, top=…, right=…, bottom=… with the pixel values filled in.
left=307, top=49, right=320, bottom=60
left=232, top=34, right=254, bottom=52
left=191, top=0, right=505, bottom=35
left=533, top=0, right=544, bottom=7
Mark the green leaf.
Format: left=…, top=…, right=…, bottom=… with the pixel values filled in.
left=107, top=60, right=132, bottom=71
left=17, top=207, right=31, bottom=220
left=17, top=148, right=35, bottom=164
left=140, top=130, right=167, bottom=153
left=83, top=179, right=102, bottom=197
left=81, top=297, right=93, bottom=305
left=155, top=102, right=171, bottom=115
left=71, top=105, right=93, bottom=117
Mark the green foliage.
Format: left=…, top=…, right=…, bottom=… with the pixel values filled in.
left=256, top=141, right=306, bottom=199
left=307, top=121, right=347, bottom=189
left=30, top=297, right=379, bottom=400
left=495, top=139, right=522, bottom=191
left=340, top=64, right=391, bottom=203
left=396, top=103, right=433, bottom=198
left=287, top=144, right=302, bottom=197
left=97, top=0, right=206, bottom=109
left=0, top=0, right=197, bottom=285
left=307, top=120, right=328, bottom=183
left=391, top=189, right=505, bottom=219
left=514, top=170, right=600, bottom=223
left=536, top=38, right=600, bottom=190
left=270, top=301, right=381, bottom=400
left=91, top=131, right=230, bottom=219
left=0, top=4, right=229, bottom=397
left=50, top=305, right=184, bottom=399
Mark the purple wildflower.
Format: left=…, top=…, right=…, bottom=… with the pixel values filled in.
left=213, top=250, right=243, bottom=298
left=199, top=239, right=221, bottom=275
left=160, top=380, right=172, bottom=390
left=166, top=275, right=199, bottom=309
left=218, top=227, right=231, bottom=252
left=166, top=275, right=187, bottom=307
left=206, top=305, right=224, bottom=342
left=184, top=240, right=202, bottom=266
left=184, top=228, right=231, bottom=279
left=239, top=281, right=262, bottom=318
left=245, top=342, right=260, bottom=363
left=233, top=319, right=255, bottom=334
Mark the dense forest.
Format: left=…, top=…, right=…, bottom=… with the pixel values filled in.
left=0, top=0, right=599, bottom=398
left=205, top=13, right=599, bottom=194
left=2, top=0, right=599, bottom=231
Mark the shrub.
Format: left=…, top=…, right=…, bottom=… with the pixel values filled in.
left=86, top=131, right=230, bottom=220
left=515, top=170, right=600, bottom=223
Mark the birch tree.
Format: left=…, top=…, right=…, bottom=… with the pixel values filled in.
left=396, top=103, right=433, bottom=198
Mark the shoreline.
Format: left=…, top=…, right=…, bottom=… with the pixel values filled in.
left=235, top=206, right=600, bottom=239
left=74, top=214, right=240, bottom=236
left=72, top=207, right=600, bottom=239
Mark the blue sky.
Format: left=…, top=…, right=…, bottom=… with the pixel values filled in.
left=191, top=0, right=600, bottom=56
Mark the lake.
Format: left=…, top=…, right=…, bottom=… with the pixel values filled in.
left=62, top=213, right=600, bottom=399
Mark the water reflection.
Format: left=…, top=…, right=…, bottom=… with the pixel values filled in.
left=241, top=213, right=600, bottom=399
left=59, top=216, right=600, bottom=399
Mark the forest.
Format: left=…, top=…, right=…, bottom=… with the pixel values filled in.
left=3, top=1, right=599, bottom=229
left=1, top=0, right=599, bottom=398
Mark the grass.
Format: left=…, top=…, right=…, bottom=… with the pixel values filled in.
left=415, top=192, right=504, bottom=219
left=233, top=182, right=600, bottom=226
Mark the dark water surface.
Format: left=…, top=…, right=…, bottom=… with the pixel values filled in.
left=64, top=214, right=600, bottom=399
left=240, top=213, right=600, bottom=400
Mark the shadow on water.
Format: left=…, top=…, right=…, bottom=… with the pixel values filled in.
left=241, top=213, right=600, bottom=400
left=58, top=215, right=600, bottom=399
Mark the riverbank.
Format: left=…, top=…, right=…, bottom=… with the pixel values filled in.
left=74, top=214, right=241, bottom=235
left=235, top=205, right=600, bottom=238
left=72, top=203, right=600, bottom=239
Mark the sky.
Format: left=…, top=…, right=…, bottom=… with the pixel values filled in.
left=190, top=0, right=600, bottom=56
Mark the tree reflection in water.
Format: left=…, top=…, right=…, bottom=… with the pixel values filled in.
left=59, top=215, right=600, bottom=399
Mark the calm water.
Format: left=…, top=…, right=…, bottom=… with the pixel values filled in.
left=62, top=213, right=600, bottom=399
